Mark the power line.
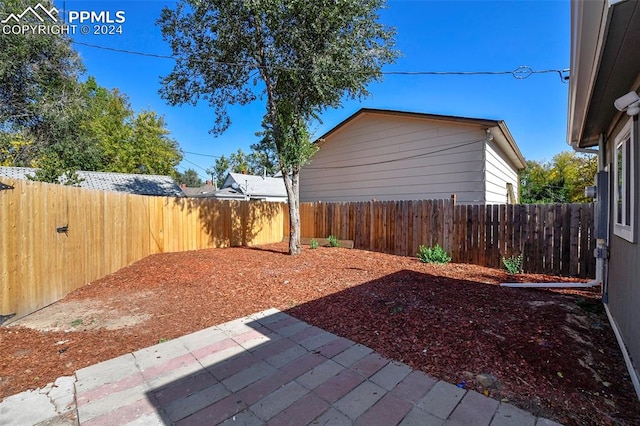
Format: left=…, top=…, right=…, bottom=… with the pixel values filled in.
left=304, top=137, right=485, bottom=170
left=176, top=164, right=208, bottom=181
left=73, top=40, right=175, bottom=60
left=183, top=150, right=222, bottom=158
left=71, top=40, right=569, bottom=82
left=181, top=157, right=211, bottom=173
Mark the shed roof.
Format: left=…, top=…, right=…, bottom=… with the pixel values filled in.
left=182, top=183, right=217, bottom=197
left=316, top=108, right=526, bottom=170
left=0, top=166, right=185, bottom=197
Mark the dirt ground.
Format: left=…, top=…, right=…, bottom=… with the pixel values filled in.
left=1, top=243, right=639, bottom=425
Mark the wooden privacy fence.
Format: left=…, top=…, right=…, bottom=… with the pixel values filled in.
left=0, top=177, right=284, bottom=320
left=1, top=177, right=595, bottom=321
left=287, top=200, right=595, bottom=278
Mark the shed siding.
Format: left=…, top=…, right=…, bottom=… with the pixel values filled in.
left=484, top=139, right=519, bottom=204
left=301, top=113, right=487, bottom=203
left=607, top=117, right=640, bottom=378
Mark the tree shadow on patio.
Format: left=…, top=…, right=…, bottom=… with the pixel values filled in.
left=127, top=269, right=640, bottom=426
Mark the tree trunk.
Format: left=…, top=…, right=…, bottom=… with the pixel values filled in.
left=283, top=170, right=301, bottom=255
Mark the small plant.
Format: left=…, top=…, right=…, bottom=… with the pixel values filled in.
left=389, top=304, right=404, bottom=315
left=70, top=319, right=83, bottom=327
left=310, top=239, right=319, bottom=249
left=158, top=338, right=168, bottom=343
left=502, top=253, right=524, bottom=274
left=327, top=235, right=339, bottom=247
left=416, top=244, right=451, bottom=264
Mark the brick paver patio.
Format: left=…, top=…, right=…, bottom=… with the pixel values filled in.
left=74, top=309, right=562, bottom=425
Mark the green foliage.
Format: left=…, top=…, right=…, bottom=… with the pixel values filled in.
left=0, top=0, right=89, bottom=176
left=207, top=148, right=271, bottom=188
left=0, top=0, right=83, bottom=132
left=0, top=4, right=182, bottom=182
left=327, top=235, right=339, bottom=247
left=389, top=304, right=404, bottom=315
left=176, top=169, right=203, bottom=187
left=1, top=73, right=183, bottom=180
left=310, top=239, right=319, bottom=249
left=520, top=152, right=597, bottom=204
left=120, top=111, right=182, bottom=176
left=502, top=254, right=524, bottom=274
left=416, top=244, right=451, bottom=264
left=207, top=156, right=230, bottom=189
left=250, top=122, right=279, bottom=176
left=229, top=148, right=251, bottom=174
left=158, top=0, right=398, bottom=254
left=28, top=154, right=83, bottom=185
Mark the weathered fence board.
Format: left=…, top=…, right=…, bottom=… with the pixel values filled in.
left=291, top=199, right=595, bottom=278
left=3, top=175, right=596, bottom=321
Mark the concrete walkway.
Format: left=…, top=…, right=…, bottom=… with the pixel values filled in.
left=0, top=309, right=563, bottom=425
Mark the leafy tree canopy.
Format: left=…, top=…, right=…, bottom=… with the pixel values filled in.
left=159, top=0, right=398, bottom=254
left=520, top=151, right=597, bottom=204
left=206, top=147, right=276, bottom=188
left=176, top=168, right=203, bottom=187
left=1, top=1, right=182, bottom=182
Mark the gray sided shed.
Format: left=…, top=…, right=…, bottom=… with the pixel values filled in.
left=568, top=0, right=640, bottom=398
left=300, top=109, right=525, bottom=204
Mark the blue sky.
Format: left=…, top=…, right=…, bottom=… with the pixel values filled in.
left=60, top=0, right=570, bottom=181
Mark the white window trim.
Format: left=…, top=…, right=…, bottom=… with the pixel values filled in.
left=613, top=119, right=635, bottom=243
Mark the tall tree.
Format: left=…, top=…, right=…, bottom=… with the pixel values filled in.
left=176, top=168, right=203, bottom=187
left=159, top=0, right=398, bottom=254
left=0, top=0, right=85, bottom=180
left=207, top=156, right=230, bottom=189
left=206, top=148, right=264, bottom=188
left=0, top=1, right=182, bottom=181
left=229, top=148, right=251, bottom=174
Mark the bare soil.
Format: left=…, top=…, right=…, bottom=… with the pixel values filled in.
left=1, top=243, right=639, bottom=425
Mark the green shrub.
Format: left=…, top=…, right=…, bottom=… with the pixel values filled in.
left=416, top=244, right=451, bottom=264
left=327, top=235, right=339, bottom=247
left=310, top=239, right=319, bottom=249
left=502, top=254, right=523, bottom=274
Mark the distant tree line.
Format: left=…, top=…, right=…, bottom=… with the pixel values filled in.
left=177, top=144, right=278, bottom=189
left=519, top=151, right=597, bottom=204
left=0, top=0, right=182, bottom=182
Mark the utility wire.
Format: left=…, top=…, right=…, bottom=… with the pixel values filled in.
left=176, top=164, right=208, bottom=181
left=183, top=150, right=221, bottom=158
left=304, top=137, right=485, bottom=170
left=73, top=41, right=175, bottom=60
left=181, top=157, right=211, bottom=173
left=71, top=40, right=569, bottom=83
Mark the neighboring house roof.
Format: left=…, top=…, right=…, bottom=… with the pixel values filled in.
left=316, top=108, right=526, bottom=170
left=211, top=186, right=247, bottom=200
left=567, top=0, right=640, bottom=147
left=0, top=166, right=185, bottom=197
left=182, top=184, right=217, bottom=197
left=218, top=172, right=287, bottom=200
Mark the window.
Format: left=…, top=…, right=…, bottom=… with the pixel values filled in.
left=613, top=119, right=635, bottom=242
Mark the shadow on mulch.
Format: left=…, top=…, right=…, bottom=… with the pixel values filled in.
left=286, top=269, right=640, bottom=426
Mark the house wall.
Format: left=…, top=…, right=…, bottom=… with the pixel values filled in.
left=606, top=115, right=640, bottom=379
left=484, top=139, right=520, bottom=204
left=300, top=113, right=490, bottom=203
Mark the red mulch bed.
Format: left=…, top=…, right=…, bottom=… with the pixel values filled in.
left=1, top=243, right=639, bottom=425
